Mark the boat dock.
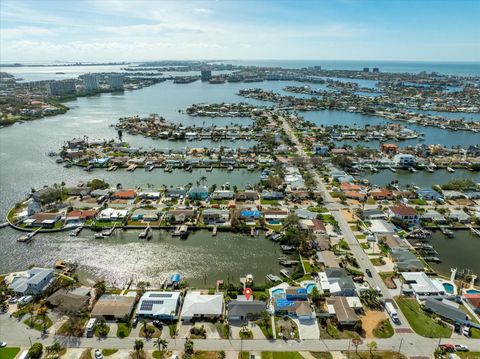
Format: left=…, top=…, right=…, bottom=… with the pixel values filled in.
left=139, top=225, right=152, bottom=240
left=17, top=228, right=41, bottom=243
left=69, top=225, right=84, bottom=237
left=101, top=224, right=116, bottom=237
left=173, top=225, right=188, bottom=237
left=212, top=225, right=217, bottom=236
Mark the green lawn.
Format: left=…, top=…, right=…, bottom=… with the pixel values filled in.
left=255, top=319, right=274, bottom=339
left=239, top=353, right=250, bottom=359
left=102, top=349, right=118, bottom=356
left=373, top=319, right=394, bottom=338
left=456, top=353, right=480, bottom=359
left=0, top=347, right=21, bottom=359
left=261, top=199, right=280, bottom=205
left=303, top=260, right=312, bottom=273
left=395, top=297, right=452, bottom=338
left=23, top=314, right=53, bottom=331
left=261, top=353, right=304, bottom=359
left=116, top=322, right=132, bottom=338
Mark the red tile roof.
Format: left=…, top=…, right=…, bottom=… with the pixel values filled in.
left=390, top=205, right=417, bottom=216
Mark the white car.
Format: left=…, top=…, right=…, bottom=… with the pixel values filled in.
left=95, top=349, right=103, bottom=359
left=455, top=344, right=469, bottom=352
left=0, top=342, right=7, bottom=348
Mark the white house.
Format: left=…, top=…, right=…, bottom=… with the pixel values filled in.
left=180, top=292, right=224, bottom=321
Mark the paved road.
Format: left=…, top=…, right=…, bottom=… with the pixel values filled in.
left=278, top=115, right=411, bottom=329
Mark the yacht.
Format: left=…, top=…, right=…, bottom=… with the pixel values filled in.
left=446, top=167, right=455, bottom=173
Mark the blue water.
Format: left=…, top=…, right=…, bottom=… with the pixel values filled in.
left=272, top=288, right=285, bottom=296
left=443, top=283, right=454, bottom=294
left=219, top=60, right=480, bottom=76
left=305, top=283, right=317, bottom=294
left=466, top=289, right=480, bottom=295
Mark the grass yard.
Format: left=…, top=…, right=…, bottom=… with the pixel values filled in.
left=23, top=314, right=53, bottom=332
left=255, top=319, right=274, bottom=339
left=0, top=348, right=21, bottom=359
left=346, top=352, right=407, bottom=359
left=303, top=260, right=312, bottom=273
left=116, top=322, right=132, bottom=338
left=373, top=319, right=394, bottom=338
left=194, top=352, right=222, bottom=359
left=321, top=320, right=360, bottom=339
left=239, top=353, right=250, bottom=359
left=140, top=324, right=161, bottom=338
left=275, top=316, right=299, bottom=339
left=261, top=353, right=304, bottom=359
left=102, top=349, right=119, bottom=356
left=395, top=297, right=452, bottom=338
left=456, top=353, right=480, bottom=359
left=370, top=257, right=386, bottom=266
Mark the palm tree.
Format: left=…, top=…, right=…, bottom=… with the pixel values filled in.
left=199, top=176, right=208, bottom=186
left=367, top=341, right=377, bottom=358
left=133, top=339, right=144, bottom=359
left=154, top=338, right=168, bottom=353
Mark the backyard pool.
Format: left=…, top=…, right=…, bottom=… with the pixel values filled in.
left=305, top=283, right=318, bottom=294
left=466, top=289, right=480, bottom=295
left=272, top=288, right=285, bottom=297
left=443, top=283, right=454, bottom=294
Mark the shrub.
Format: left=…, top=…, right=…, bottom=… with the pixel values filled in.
left=28, top=343, right=43, bottom=359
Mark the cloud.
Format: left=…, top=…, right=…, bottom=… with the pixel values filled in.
left=193, top=8, right=213, bottom=15
left=1, top=26, right=56, bottom=38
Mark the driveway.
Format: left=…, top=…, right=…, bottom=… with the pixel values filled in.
left=293, top=318, right=320, bottom=339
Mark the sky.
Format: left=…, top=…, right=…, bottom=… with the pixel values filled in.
left=1, top=0, right=479, bottom=63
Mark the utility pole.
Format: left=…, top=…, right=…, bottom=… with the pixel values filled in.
left=347, top=338, right=351, bottom=359
left=397, top=338, right=403, bottom=358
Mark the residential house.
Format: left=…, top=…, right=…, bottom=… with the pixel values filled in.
left=24, top=212, right=61, bottom=228
left=326, top=297, right=359, bottom=326
left=424, top=298, right=468, bottom=322
left=416, top=188, right=443, bottom=201
left=448, top=210, right=470, bottom=223
left=203, top=209, right=230, bottom=224
left=391, top=248, right=424, bottom=272
left=401, top=272, right=445, bottom=299
left=393, top=154, right=416, bottom=167
left=240, top=210, right=261, bottom=221
left=9, top=268, right=55, bottom=295
left=113, top=189, right=137, bottom=200
left=261, top=191, right=284, bottom=200
left=91, top=294, right=137, bottom=320
left=66, top=210, right=97, bottom=225
left=388, top=205, right=420, bottom=226
left=180, top=292, right=224, bottom=321
left=188, top=186, right=209, bottom=200
left=227, top=299, right=266, bottom=321
left=370, top=188, right=393, bottom=201
left=136, top=291, right=181, bottom=320
left=98, top=208, right=128, bottom=221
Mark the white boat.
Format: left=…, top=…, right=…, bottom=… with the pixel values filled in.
left=409, top=167, right=418, bottom=173
left=426, top=166, right=435, bottom=173
left=388, top=166, right=397, bottom=173
left=446, top=167, right=455, bottom=173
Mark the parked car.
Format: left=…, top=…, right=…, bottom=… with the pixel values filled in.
left=8, top=297, right=18, bottom=304
left=132, top=316, right=138, bottom=328
left=439, top=344, right=455, bottom=352
left=153, top=320, right=164, bottom=328
left=95, top=349, right=103, bottom=359
left=365, top=268, right=372, bottom=277
left=455, top=344, right=469, bottom=352
left=17, top=295, right=33, bottom=307
left=0, top=341, right=7, bottom=348
left=462, top=326, right=471, bottom=337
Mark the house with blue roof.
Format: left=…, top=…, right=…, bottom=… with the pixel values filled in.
left=188, top=186, right=209, bottom=200
left=240, top=210, right=261, bottom=221
left=416, top=188, right=443, bottom=201
left=9, top=267, right=55, bottom=295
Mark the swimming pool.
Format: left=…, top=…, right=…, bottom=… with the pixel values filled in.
left=443, top=283, right=454, bottom=294
left=305, top=283, right=317, bottom=294
left=466, top=289, right=480, bottom=295
left=272, top=288, right=285, bottom=296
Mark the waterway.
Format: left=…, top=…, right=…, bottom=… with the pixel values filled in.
left=0, top=228, right=283, bottom=288
left=1, top=65, right=479, bottom=283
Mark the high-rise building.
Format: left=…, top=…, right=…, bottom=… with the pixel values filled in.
left=372, top=67, right=380, bottom=73
left=45, top=80, right=76, bottom=96
left=108, top=74, right=124, bottom=90
left=84, top=74, right=100, bottom=91
left=201, top=70, right=212, bottom=81
left=363, top=67, right=370, bottom=72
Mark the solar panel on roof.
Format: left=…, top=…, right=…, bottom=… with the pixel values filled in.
left=149, top=293, right=172, bottom=298
left=139, top=299, right=164, bottom=311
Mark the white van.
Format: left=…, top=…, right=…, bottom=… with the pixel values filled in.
left=18, top=295, right=33, bottom=307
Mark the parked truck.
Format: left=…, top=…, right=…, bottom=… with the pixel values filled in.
left=385, top=302, right=400, bottom=324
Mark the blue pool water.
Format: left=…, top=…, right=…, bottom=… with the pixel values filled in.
left=305, top=283, right=317, bottom=294
left=466, top=289, right=480, bottom=295
left=272, top=288, right=284, bottom=296
left=443, top=283, right=454, bottom=294
left=268, top=220, right=281, bottom=225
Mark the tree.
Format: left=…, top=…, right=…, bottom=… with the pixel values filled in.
left=184, top=338, right=194, bottom=355
left=133, top=339, right=144, bottom=358
left=367, top=341, right=378, bottom=358
left=96, top=317, right=109, bottom=337
left=45, top=342, right=62, bottom=359
left=28, top=343, right=43, bottom=359
left=352, top=338, right=363, bottom=354
left=154, top=338, right=168, bottom=353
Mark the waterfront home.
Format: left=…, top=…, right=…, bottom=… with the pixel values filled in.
left=416, top=188, right=443, bottom=201
left=424, top=298, right=468, bottom=322
left=212, top=190, right=235, bottom=200
left=98, top=208, right=128, bottom=221
left=390, top=248, right=424, bottom=272
left=285, top=287, right=308, bottom=301
left=130, top=209, right=159, bottom=222
left=393, top=153, right=416, bottom=167
left=180, top=292, right=224, bottom=322
left=400, top=272, right=445, bottom=299
left=240, top=209, right=261, bottom=221
left=448, top=210, right=471, bottom=223
left=136, top=291, right=181, bottom=320
left=137, top=191, right=161, bottom=200
left=326, top=297, right=359, bottom=326
left=46, top=288, right=90, bottom=314
left=27, top=200, right=42, bottom=216
left=167, top=209, right=197, bottom=224
left=314, top=144, right=329, bottom=156
left=113, top=189, right=137, bottom=200
left=442, top=190, right=466, bottom=200
left=90, top=189, right=109, bottom=198
left=380, top=143, right=398, bottom=155
left=422, top=210, right=446, bottom=223
left=24, top=212, right=62, bottom=228
left=340, top=182, right=362, bottom=192
left=32, top=187, right=63, bottom=204
left=263, top=209, right=289, bottom=223
left=166, top=188, right=187, bottom=199
left=464, top=294, right=480, bottom=314
left=9, top=267, right=55, bottom=295
left=379, top=234, right=408, bottom=250
left=388, top=205, right=420, bottom=226
left=188, top=186, right=209, bottom=200
left=91, top=294, right=136, bottom=320
left=66, top=209, right=97, bottom=225
left=369, top=188, right=393, bottom=201
left=202, top=209, right=230, bottom=224
left=261, top=191, right=284, bottom=200
left=236, top=190, right=260, bottom=201
left=227, top=299, right=266, bottom=321
left=89, top=157, right=110, bottom=167
left=66, top=186, right=92, bottom=196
